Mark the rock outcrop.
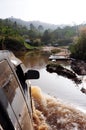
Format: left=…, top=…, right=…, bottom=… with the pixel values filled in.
left=46, top=63, right=81, bottom=84
left=71, top=60, right=86, bottom=75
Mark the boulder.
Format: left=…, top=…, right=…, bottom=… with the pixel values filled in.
left=71, top=60, right=86, bottom=75
left=46, top=63, right=81, bottom=84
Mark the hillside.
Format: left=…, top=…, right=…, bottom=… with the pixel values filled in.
left=8, top=17, right=59, bottom=30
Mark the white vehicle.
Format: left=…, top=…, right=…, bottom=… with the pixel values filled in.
left=0, top=50, right=39, bottom=130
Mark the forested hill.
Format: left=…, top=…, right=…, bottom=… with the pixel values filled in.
left=0, top=17, right=86, bottom=51
left=9, top=17, right=59, bottom=30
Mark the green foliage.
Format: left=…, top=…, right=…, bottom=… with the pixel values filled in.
left=0, top=19, right=30, bottom=37
left=42, top=30, right=51, bottom=43
left=70, top=32, right=86, bottom=60
left=0, top=37, right=26, bottom=51
left=38, top=25, right=44, bottom=32
left=0, top=19, right=31, bottom=50
left=0, top=18, right=79, bottom=51
left=24, top=42, right=34, bottom=49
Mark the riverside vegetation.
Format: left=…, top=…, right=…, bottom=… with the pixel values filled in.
left=0, top=18, right=85, bottom=53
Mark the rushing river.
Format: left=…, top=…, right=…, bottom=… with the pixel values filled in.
left=15, top=51, right=86, bottom=129
left=15, top=51, right=86, bottom=112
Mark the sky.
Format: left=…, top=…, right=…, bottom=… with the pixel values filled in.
left=0, top=0, right=86, bottom=25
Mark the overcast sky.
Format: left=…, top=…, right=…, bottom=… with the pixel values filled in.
left=0, top=0, right=86, bottom=25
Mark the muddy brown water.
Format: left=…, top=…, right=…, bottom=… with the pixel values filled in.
left=32, top=86, right=86, bottom=130
left=15, top=51, right=86, bottom=130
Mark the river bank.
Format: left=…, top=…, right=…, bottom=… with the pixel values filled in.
left=42, top=46, right=70, bottom=56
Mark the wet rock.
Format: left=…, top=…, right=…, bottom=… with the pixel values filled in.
left=71, top=60, right=86, bottom=75
left=81, top=87, right=86, bottom=94
left=46, top=63, right=81, bottom=84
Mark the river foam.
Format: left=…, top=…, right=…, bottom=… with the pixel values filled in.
left=31, top=86, right=86, bottom=130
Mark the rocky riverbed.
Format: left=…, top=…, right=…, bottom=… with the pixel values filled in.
left=71, top=60, right=86, bottom=75
left=46, top=63, right=81, bottom=84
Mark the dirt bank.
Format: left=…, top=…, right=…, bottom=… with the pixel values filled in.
left=42, top=46, right=70, bottom=56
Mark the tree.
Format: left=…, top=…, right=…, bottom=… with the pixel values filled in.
left=42, top=30, right=51, bottom=44
left=38, top=25, right=44, bottom=32
left=30, top=23, right=36, bottom=31
left=70, top=27, right=86, bottom=60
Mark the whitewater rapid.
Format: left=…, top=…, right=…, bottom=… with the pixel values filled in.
left=31, top=86, right=86, bottom=130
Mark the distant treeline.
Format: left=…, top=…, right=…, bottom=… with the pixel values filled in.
left=0, top=18, right=86, bottom=51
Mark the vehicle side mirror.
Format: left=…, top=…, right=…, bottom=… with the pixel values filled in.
left=25, top=70, right=40, bottom=80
